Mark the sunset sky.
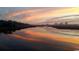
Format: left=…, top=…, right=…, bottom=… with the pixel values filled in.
left=1, top=7, right=79, bottom=24
left=0, top=7, right=79, bottom=50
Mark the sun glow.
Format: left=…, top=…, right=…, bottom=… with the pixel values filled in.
left=5, top=8, right=79, bottom=24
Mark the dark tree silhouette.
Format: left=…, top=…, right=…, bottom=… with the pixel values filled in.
left=0, top=20, right=33, bottom=34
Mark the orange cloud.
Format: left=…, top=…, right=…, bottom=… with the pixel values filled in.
left=5, top=7, right=79, bottom=24
left=5, top=8, right=50, bottom=19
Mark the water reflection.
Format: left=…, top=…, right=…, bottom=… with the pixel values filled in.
left=0, top=29, right=16, bottom=34
left=0, top=27, right=79, bottom=51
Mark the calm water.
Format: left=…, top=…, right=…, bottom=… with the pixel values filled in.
left=0, top=27, right=79, bottom=51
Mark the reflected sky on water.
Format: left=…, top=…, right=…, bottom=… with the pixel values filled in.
left=0, top=27, right=79, bottom=51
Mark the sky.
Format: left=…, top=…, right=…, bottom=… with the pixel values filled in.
left=1, top=7, right=79, bottom=24
left=1, top=7, right=79, bottom=50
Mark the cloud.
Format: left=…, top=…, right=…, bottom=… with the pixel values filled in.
left=4, top=8, right=61, bottom=24
left=4, top=7, right=79, bottom=24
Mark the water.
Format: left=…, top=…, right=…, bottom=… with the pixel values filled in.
left=0, top=27, right=79, bottom=51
